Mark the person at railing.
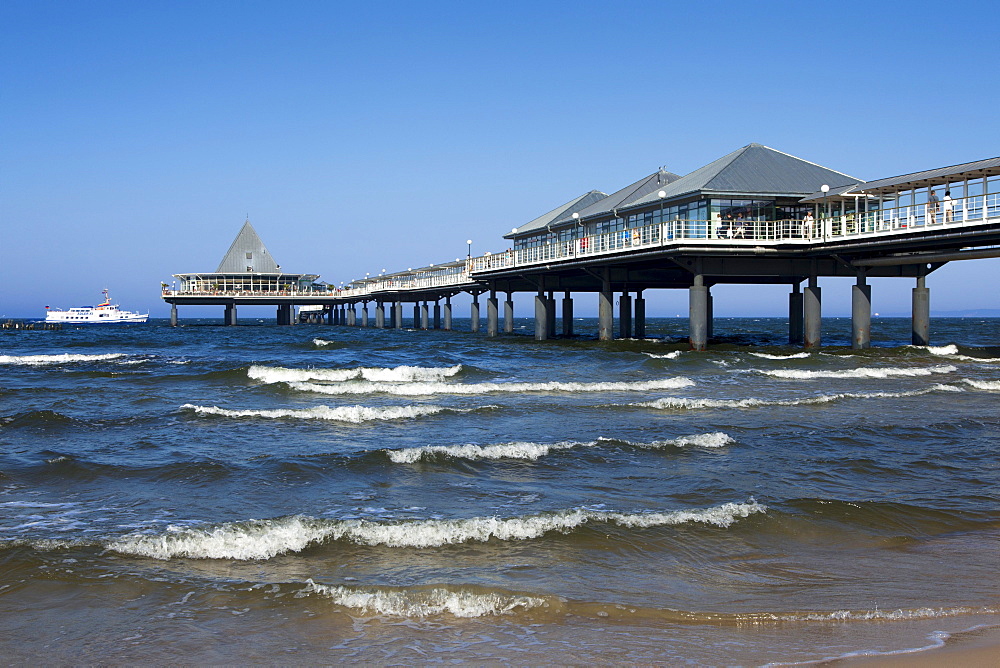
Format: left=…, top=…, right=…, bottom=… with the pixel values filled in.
left=943, top=190, right=955, bottom=222
left=802, top=211, right=814, bottom=238
left=927, top=190, right=940, bottom=224
left=732, top=213, right=747, bottom=238
left=718, top=214, right=733, bottom=239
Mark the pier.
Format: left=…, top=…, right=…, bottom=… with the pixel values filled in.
left=163, top=145, right=1000, bottom=348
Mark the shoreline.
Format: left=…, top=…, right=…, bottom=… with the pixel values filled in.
left=832, top=623, right=1000, bottom=667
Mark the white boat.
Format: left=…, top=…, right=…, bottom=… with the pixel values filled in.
left=45, top=290, right=148, bottom=324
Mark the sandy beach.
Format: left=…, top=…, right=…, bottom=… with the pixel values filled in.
left=836, top=624, right=1000, bottom=667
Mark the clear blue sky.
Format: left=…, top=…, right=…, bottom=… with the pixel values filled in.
left=2, top=0, right=998, bottom=318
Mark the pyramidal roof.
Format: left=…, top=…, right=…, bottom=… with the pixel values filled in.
left=505, top=190, right=608, bottom=238
left=216, top=220, right=280, bottom=273
left=559, top=168, right=681, bottom=223
left=626, top=144, right=861, bottom=210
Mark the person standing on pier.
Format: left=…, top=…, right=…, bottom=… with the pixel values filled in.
left=927, top=189, right=939, bottom=224
left=943, top=190, right=955, bottom=222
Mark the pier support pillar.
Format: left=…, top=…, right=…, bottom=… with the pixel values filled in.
left=169, top=304, right=178, bottom=327
left=852, top=272, right=871, bottom=350
left=599, top=270, right=614, bottom=341
left=444, top=297, right=453, bottom=331
left=635, top=292, right=646, bottom=339
left=487, top=294, right=499, bottom=337
left=546, top=292, right=557, bottom=338
left=421, top=302, right=429, bottom=330
left=534, top=293, right=549, bottom=341
left=789, top=283, right=803, bottom=345
left=689, top=276, right=708, bottom=351
left=361, top=304, right=369, bottom=328
left=912, top=276, right=930, bottom=346
left=707, top=290, right=714, bottom=339
left=413, top=304, right=420, bottom=329
left=347, top=305, right=356, bottom=327
left=503, top=294, right=514, bottom=334
left=326, top=306, right=334, bottom=326
left=804, top=277, right=822, bottom=349
left=619, top=293, right=632, bottom=339
left=393, top=301, right=403, bottom=330
left=375, top=303, right=385, bottom=329
left=562, top=292, right=574, bottom=337
left=470, top=295, right=480, bottom=333
left=224, top=303, right=238, bottom=326
left=433, top=301, right=441, bottom=330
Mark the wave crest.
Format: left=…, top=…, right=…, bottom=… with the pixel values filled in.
left=287, top=377, right=695, bottom=396
left=179, top=403, right=471, bottom=423
left=758, top=365, right=955, bottom=379
left=107, top=502, right=766, bottom=559
left=0, top=353, right=126, bottom=365
left=304, top=580, right=549, bottom=618
left=636, top=385, right=961, bottom=411
left=249, top=364, right=464, bottom=384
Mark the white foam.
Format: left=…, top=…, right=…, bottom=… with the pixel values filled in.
left=750, top=352, right=811, bottom=360
left=0, top=353, right=126, bottom=365
left=644, top=351, right=682, bottom=359
left=287, top=377, right=695, bottom=396
left=180, top=403, right=460, bottom=423
left=962, top=378, right=1000, bottom=390
left=107, top=502, right=766, bottom=559
left=248, top=364, right=464, bottom=384
left=651, top=432, right=735, bottom=449
left=303, top=580, right=548, bottom=618
left=757, top=364, right=956, bottom=380
left=311, top=338, right=336, bottom=347
left=387, top=441, right=589, bottom=463
left=636, top=385, right=961, bottom=411
left=913, top=344, right=1000, bottom=362
left=925, top=344, right=959, bottom=355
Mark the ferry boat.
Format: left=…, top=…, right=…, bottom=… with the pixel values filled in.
left=45, top=290, right=148, bottom=324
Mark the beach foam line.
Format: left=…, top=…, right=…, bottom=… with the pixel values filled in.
left=756, top=364, right=956, bottom=380
left=634, top=384, right=962, bottom=411
left=106, top=501, right=766, bottom=559
left=304, top=580, right=549, bottom=618
left=962, top=378, right=1000, bottom=390
left=248, top=364, right=464, bottom=384
left=0, top=353, right=127, bottom=366
left=286, top=377, right=695, bottom=396
left=179, top=403, right=486, bottom=423
left=750, top=352, right=811, bottom=360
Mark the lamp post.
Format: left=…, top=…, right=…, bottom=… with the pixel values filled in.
left=466, top=239, right=473, bottom=259
left=821, top=184, right=830, bottom=238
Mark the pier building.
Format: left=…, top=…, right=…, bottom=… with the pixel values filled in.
left=162, top=145, right=1000, bottom=347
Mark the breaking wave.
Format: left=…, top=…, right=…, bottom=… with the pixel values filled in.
left=644, top=351, right=682, bottom=359
left=635, top=385, right=961, bottom=411
left=248, top=364, right=464, bottom=384
left=303, top=580, right=548, bottom=618
left=387, top=432, right=735, bottom=463
left=179, top=403, right=486, bottom=423
left=286, top=377, right=695, bottom=396
left=311, top=338, right=336, bottom=347
left=106, top=501, right=766, bottom=559
left=918, top=344, right=1000, bottom=363
left=750, top=352, right=811, bottom=360
left=962, top=379, right=1000, bottom=390
left=756, top=364, right=955, bottom=379
left=0, top=353, right=126, bottom=366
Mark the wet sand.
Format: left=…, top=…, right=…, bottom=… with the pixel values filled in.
left=835, top=624, right=1000, bottom=667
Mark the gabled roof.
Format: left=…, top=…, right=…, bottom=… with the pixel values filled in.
left=626, top=144, right=860, bottom=210
left=505, top=191, right=608, bottom=239
left=216, top=220, right=280, bottom=273
left=554, top=168, right=681, bottom=224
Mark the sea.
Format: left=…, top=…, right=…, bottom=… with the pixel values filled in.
left=1, top=316, right=998, bottom=665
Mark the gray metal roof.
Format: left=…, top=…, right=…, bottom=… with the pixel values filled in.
left=853, top=156, right=1000, bottom=194
left=552, top=168, right=681, bottom=225
left=504, top=191, right=607, bottom=239
left=216, top=220, right=280, bottom=273
left=625, top=144, right=861, bottom=210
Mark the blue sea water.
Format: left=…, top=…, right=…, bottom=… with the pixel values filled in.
left=1, top=317, right=998, bottom=664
